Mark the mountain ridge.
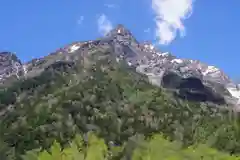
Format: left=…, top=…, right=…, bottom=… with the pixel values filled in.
left=0, top=24, right=239, bottom=107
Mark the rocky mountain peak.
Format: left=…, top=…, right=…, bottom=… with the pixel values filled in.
left=0, top=51, right=21, bottom=63
left=0, top=25, right=239, bottom=107
left=0, top=51, right=24, bottom=83
left=100, top=25, right=239, bottom=105
left=105, top=24, right=139, bottom=45
left=106, top=24, right=131, bottom=36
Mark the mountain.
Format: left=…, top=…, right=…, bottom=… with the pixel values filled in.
left=2, top=24, right=240, bottom=159
left=1, top=24, right=239, bottom=108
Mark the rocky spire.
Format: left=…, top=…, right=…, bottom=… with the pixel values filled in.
left=105, top=24, right=139, bottom=45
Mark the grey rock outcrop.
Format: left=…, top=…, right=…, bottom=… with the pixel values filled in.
left=0, top=52, right=24, bottom=84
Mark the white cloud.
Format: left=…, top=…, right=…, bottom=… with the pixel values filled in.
left=104, top=4, right=118, bottom=8
left=151, top=0, right=194, bottom=45
left=144, top=28, right=151, bottom=33
left=97, top=14, right=113, bottom=35
left=77, top=16, right=84, bottom=25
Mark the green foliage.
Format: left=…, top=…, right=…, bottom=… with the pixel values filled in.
left=22, top=133, right=240, bottom=160
left=22, top=133, right=108, bottom=160
left=1, top=49, right=240, bottom=159
left=132, top=134, right=240, bottom=160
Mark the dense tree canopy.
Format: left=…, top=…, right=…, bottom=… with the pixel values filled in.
left=1, top=49, right=240, bottom=159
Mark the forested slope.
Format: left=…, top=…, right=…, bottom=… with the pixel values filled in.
left=1, top=49, right=240, bottom=159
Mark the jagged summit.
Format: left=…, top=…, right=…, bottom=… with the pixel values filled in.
left=0, top=51, right=20, bottom=62
left=105, top=24, right=139, bottom=45
left=106, top=24, right=131, bottom=36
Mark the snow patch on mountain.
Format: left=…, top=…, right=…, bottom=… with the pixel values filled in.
left=171, top=59, right=183, bottom=63
left=68, top=44, right=81, bottom=53
left=203, top=66, right=219, bottom=75
left=227, top=85, right=240, bottom=104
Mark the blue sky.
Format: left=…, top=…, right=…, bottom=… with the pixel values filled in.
left=0, top=0, right=239, bottom=79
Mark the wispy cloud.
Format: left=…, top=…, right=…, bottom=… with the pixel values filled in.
left=104, top=4, right=118, bottom=8
left=151, top=0, right=194, bottom=45
left=144, top=28, right=151, bottom=33
left=97, top=14, right=113, bottom=35
left=77, top=16, right=84, bottom=25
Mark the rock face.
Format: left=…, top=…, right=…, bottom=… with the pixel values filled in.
left=0, top=24, right=239, bottom=107
left=95, top=25, right=238, bottom=105
left=0, top=52, right=24, bottom=84
left=100, top=25, right=239, bottom=106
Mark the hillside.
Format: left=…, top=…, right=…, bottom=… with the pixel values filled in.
left=1, top=25, right=240, bottom=159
